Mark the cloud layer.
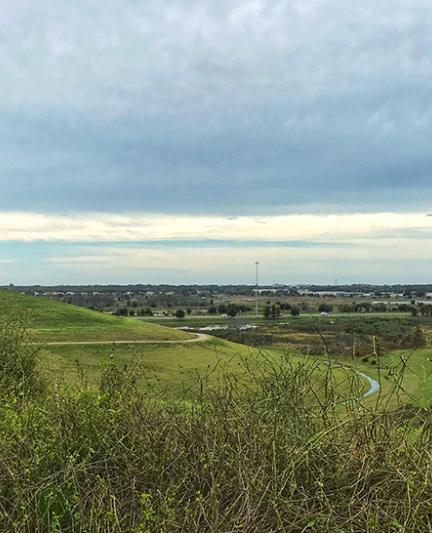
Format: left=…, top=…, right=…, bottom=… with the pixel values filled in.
left=1, top=211, right=431, bottom=242
left=0, top=211, right=431, bottom=285
left=1, top=0, right=432, bottom=213
left=1, top=2, right=432, bottom=283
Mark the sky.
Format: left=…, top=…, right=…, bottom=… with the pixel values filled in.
left=1, top=0, right=432, bottom=285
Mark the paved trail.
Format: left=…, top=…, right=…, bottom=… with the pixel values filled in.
left=324, top=361, right=380, bottom=399
left=357, top=370, right=380, bottom=398
left=34, top=332, right=210, bottom=346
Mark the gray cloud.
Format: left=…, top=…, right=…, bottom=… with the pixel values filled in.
left=1, top=0, right=432, bottom=214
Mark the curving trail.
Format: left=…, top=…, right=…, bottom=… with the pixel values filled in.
left=34, top=333, right=380, bottom=399
left=323, top=361, right=380, bottom=399
left=33, top=332, right=210, bottom=346
left=357, top=370, right=380, bottom=398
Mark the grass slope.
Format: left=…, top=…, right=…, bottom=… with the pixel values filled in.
left=41, top=338, right=364, bottom=400
left=0, top=291, right=372, bottom=400
left=345, top=347, right=432, bottom=408
left=0, top=290, right=193, bottom=342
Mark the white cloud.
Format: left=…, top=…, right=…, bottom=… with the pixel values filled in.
left=41, top=236, right=432, bottom=285
left=1, top=211, right=432, bottom=243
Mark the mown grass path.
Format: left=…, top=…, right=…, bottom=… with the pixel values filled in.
left=33, top=332, right=209, bottom=346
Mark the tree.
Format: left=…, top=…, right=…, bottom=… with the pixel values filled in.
left=263, top=305, right=271, bottom=319
left=226, top=304, right=238, bottom=318
left=207, top=306, right=217, bottom=315
left=186, top=308, right=192, bottom=315
left=114, top=307, right=128, bottom=316
left=139, top=308, right=152, bottom=316
left=175, top=309, right=185, bottom=319
left=217, top=304, right=227, bottom=315
left=290, top=306, right=300, bottom=317
left=271, top=304, right=281, bottom=319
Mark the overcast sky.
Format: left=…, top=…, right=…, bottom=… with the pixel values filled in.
left=1, top=0, right=432, bottom=284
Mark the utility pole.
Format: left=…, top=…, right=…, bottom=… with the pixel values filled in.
left=255, top=261, right=260, bottom=316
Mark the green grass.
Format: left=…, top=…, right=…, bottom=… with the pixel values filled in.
left=2, top=319, right=432, bottom=531
left=40, top=337, right=365, bottom=401
left=0, top=291, right=367, bottom=400
left=348, top=348, right=432, bottom=408
left=269, top=342, right=432, bottom=408
left=0, top=290, right=193, bottom=342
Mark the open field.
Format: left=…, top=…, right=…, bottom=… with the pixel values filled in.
left=151, top=310, right=432, bottom=408
left=0, top=291, right=370, bottom=401
left=4, top=290, right=432, bottom=407
left=3, top=289, right=432, bottom=406
left=0, top=289, right=194, bottom=342
left=3, top=320, right=431, bottom=531
left=40, top=338, right=369, bottom=401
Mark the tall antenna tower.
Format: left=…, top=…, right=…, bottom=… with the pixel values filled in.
left=255, top=261, right=260, bottom=316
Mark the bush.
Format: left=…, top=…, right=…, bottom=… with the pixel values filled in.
left=0, top=315, right=44, bottom=397
left=318, top=303, right=333, bottom=313
left=113, top=307, right=128, bottom=316
left=0, top=318, right=431, bottom=531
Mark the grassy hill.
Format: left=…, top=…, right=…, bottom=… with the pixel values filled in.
left=0, top=290, right=193, bottom=342
left=0, top=290, right=373, bottom=402
left=41, top=339, right=366, bottom=401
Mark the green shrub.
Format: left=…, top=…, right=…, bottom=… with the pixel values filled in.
left=0, top=318, right=431, bottom=531
left=0, top=314, right=45, bottom=397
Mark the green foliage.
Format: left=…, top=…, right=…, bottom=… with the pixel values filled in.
left=0, top=350, right=431, bottom=531
left=1, top=314, right=432, bottom=531
left=318, top=303, right=333, bottom=313
left=226, top=303, right=238, bottom=317
left=0, top=315, right=45, bottom=397
left=213, top=329, right=274, bottom=347
left=271, top=316, right=427, bottom=357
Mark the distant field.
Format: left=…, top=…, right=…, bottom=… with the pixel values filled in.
left=139, top=311, right=411, bottom=329
left=0, top=290, right=193, bottom=342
